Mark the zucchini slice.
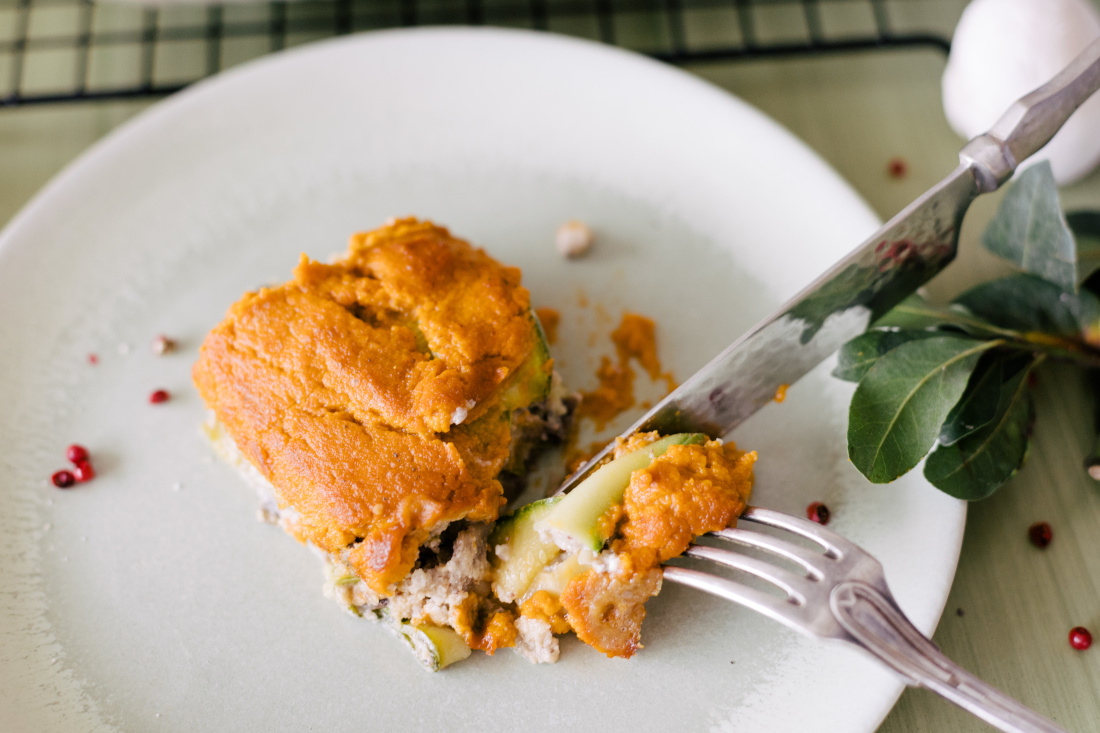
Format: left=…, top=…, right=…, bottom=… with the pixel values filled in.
left=490, top=496, right=564, bottom=603
left=536, top=433, right=708, bottom=553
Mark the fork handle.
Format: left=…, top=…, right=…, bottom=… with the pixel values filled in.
left=831, top=582, right=1068, bottom=733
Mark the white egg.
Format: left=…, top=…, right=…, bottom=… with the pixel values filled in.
left=942, top=0, right=1100, bottom=184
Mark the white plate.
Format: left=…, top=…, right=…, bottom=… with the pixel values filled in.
left=0, top=28, right=965, bottom=733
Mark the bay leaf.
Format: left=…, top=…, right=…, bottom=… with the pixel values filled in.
left=833, top=329, right=942, bottom=383
left=1067, top=210, right=1100, bottom=286
left=953, top=274, right=1100, bottom=338
left=938, top=353, right=1003, bottom=446
left=875, top=293, right=999, bottom=336
left=982, top=162, right=1076, bottom=291
left=937, top=352, right=1032, bottom=446
left=923, top=360, right=1036, bottom=500
left=848, top=336, right=998, bottom=483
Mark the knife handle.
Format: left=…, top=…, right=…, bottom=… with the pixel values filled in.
left=960, top=37, right=1100, bottom=192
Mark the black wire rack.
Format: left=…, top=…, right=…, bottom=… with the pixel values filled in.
left=0, top=0, right=956, bottom=107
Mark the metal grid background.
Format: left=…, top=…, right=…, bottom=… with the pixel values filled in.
left=0, top=0, right=955, bottom=107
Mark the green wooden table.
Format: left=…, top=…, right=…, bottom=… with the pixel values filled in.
left=2, top=4, right=1098, bottom=730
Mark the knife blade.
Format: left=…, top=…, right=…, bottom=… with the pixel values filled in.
left=558, top=37, right=1100, bottom=495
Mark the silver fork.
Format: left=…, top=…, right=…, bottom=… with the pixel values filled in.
left=662, top=506, right=1067, bottom=733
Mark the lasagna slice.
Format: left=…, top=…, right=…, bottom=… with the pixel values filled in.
left=194, top=218, right=754, bottom=670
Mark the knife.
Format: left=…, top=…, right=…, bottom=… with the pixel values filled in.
left=558, top=37, right=1100, bottom=495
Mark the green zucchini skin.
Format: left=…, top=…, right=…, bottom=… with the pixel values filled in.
left=412, top=624, right=472, bottom=671
left=490, top=497, right=564, bottom=603
left=501, top=313, right=553, bottom=412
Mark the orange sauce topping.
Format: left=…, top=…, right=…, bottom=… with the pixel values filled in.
left=193, top=219, right=538, bottom=595
left=573, top=313, right=677, bottom=432
left=774, top=383, right=789, bottom=403
left=611, top=313, right=677, bottom=393
left=575, top=355, right=636, bottom=431
left=534, top=307, right=560, bottom=345
left=559, top=432, right=755, bottom=658
left=618, top=436, right=756, bottom=564
left=453, top=596, right=518, bottom=654
left=520, top=590, right=572, bottom=635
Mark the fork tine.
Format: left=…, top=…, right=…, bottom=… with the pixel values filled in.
left=682, top=544, right=811, bottom=603
left=740, top=505, right=855, bottom=558
left=709, top=526, right=826, bottom=577
left=661, top=566, right=812, bottom=637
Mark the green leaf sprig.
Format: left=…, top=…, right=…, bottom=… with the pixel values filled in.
left=835, top=162, right=1100, bottom=500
